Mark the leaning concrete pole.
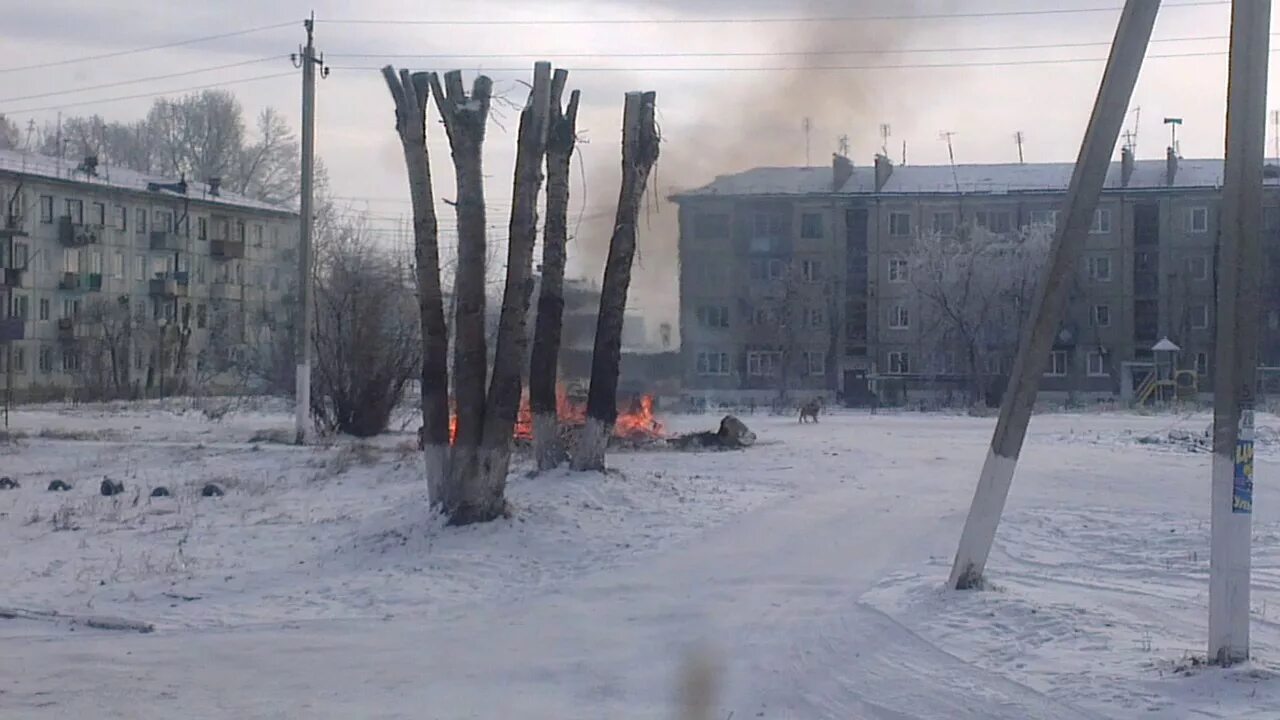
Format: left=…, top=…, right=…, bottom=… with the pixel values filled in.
left=1209, top=0, right=1269, bottom=667
left=948, top=0, right=1161, bottom=590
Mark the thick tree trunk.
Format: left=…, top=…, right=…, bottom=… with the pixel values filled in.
left=382, top=67, right=451, bottom=508
left=572, top=91, right=659, bottom=471
left=476, top=62, right=553, bottom=514
left=429, top=71, right=494, bottom=523
left=530, top=70, right=581, bottom=471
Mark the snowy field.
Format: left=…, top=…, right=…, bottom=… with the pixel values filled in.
left=1, top=399, right=1279, bottom=719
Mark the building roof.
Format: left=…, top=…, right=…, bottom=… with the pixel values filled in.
left=0, top=148, right=296, bottom=216
left=673, top=157, right=1280, bottom=199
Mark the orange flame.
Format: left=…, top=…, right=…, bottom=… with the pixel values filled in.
left=447, top=384, right=664, bottom=445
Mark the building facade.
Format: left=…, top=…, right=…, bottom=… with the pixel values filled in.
left=0, top=149, right=299, bottom=400
left=674, top=149, right=1280, bottom=405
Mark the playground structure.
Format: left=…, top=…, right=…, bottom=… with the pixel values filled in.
left=1127, top=337, right=1201, bottom=406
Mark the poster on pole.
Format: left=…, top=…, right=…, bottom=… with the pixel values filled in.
left=1233, top=410, right=1254, bottom=514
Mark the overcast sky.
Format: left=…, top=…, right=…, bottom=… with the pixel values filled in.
left=3, top=0, right=1273, bottom=334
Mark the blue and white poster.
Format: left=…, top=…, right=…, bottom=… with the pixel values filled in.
left=1233, top=412, right=1255, bottom=514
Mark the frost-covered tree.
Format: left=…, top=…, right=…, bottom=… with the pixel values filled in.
left=908, top=223, right=1052, bottom=402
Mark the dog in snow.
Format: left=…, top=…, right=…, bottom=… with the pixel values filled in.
left=798, top=398, right=822, bottom=423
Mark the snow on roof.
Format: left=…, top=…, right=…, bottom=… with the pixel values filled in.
left=676, top=157, right=1273, bottom=199
left=0, top=148, right=295, bottom=216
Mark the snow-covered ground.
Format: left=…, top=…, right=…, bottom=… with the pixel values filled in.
left=1, top=400, right=1279, bottom=718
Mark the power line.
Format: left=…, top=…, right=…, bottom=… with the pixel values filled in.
left=0, top=21, right=296, bottom=75
left=318, top=2, right=1225, bottom=25
left=1, top=72, right=297, bottom=116
left=328, top=48, right=1267, bottom=75
left=328, top=33, right=1250, bottom=61
left=0, top=56, right=288, bottom=105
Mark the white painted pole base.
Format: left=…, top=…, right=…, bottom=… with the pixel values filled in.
left=1209, top=411, right=1254, bottom=665
left=294, top=363, right=310, bottom=445
left=423, top=443, right=449, bottom=510
left=949, top=447, right=1019, bottom=589
left=532, top=412, right=565, bottom=471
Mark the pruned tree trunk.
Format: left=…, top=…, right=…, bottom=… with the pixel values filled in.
left=572, top=91, right=659, bottom=471
left=530, top=70, right=581, bottom=471
left=476, top=62, right=553, bottom=515
left=430, top=71, right=494, bottom=524
left=382, top=67, right=451, bottom=508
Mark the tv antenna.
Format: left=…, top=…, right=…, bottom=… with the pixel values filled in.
left=879, top=123, right=891, bottom=156
left=1163, top=116, right=1182, bottom=156
left=940, top=130, right=959, bottom=190
left=837, top=134, right=850, bottom=157
left=802, top=117, right=812, bottom=166
left=1014, top=130, right=1026, bottom=164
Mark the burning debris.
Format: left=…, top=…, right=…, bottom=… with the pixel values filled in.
left=441, top=384, right=666, bottom=449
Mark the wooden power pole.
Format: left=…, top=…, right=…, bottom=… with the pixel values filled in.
left=293, top=14, right=326, bottom=444
left=948, top=0, right=1161, bottom=590
left=1210, top=0, right=1270, bottom=666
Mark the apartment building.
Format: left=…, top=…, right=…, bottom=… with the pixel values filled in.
left=0, top=149, right=299, bottom=400
left=674, top=148, right=1280, bottom=405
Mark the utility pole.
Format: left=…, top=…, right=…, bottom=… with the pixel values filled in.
left=292, top=14, right=327, bottom=445
left=939, top=131, right=959, bottom=191
left=1210, top=0, right=1270, bottom=667
left=802, top=117, right=812, bottom=167
left=1014, top=131, right=1026, bottom=164
left=1271, top=109, right=1279, bottom=161
left=948, top=0, right=1160, bottom=590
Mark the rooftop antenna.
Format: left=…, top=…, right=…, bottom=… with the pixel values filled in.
left=879, top=123, right=891, bottom=156
left=940, top=130, right=960, bottom=191
left=1014, top=130, right=1026, bottom=164
left=22, top=120, right=35, bottom=153
left=1163, top=116, right=1183, bottom=156
left=902, top=139, right=907, bottom=165
left=837, top=134, right=850, bottom=157
left=802, top=117, right=812, bottom=166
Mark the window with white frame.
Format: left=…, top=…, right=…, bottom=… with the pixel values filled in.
left=750, top=213, right=785, bottom=252
left=116, top=205, right=128, bottom=231
left=1092, top=304, right=1112, bottom=327
left=89, top=251, right=102, bottom=275
left=1195, top=351, right=1210, bottom=376
left=804, top=351, right=826, bottom=376
left=888, top=212, right=911, bottom=237
left=1090, top=208, right=1112, bottom=234
left=888, top=257, right=909, bottom=283
left=888, top=304, right=910, bottom=329
left=932, top=212, right=956, bottom=235
left=1045, top=350, right=1068, bottom=376
left=38, top=298, right=49, bottom=322
left=38, top=346, right=52, bottom=373
left=806, top=308, right=824, bottom=328
left=8, top=294, right=28, bottom=320
left=39, top=196, right=53, bottom=223
left=801, top=259, right=822, bottom=282
left=113, top=252, right=124, bottom=279
left=64, top=199, right=83, bottom=225
left=135, top=256, right=146, bottom=281
left=253, top=224, right=265, bottom=247
left=696, top=351, right=731, bottom=376
left=1190, top=304, right=1210, bottom=329
left=1087, top=350, right=1107, bottom=377
left=799, top=213, right=824, bottom=239
left=135, top=208, right=147, bottom=234
left=1088, top=256, right=1113, bottom=282
left=696, top=305, right=729, bottom=328
left=975, top=210, right=1012, bottom=234
left=155, top=210, right=173, bottom=233
left=1189, top=206, right=1209, bottom=234
left=1029, top=209, right=1058, bottom=228
left=62, top=248, right=78, bottom=273
left=887, top=351, right=910, bottom=374
left=92, top=202, right=105, bottom=226
left=747, top=351, right=782, bottom=376
left=13, top=242, right=27, bottom=268
left=197, top=217, right=208, bottom=241
left=1187, top=255, right=1209, bottom=281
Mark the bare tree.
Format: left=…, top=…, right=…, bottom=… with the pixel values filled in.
left=74, top=296, right=134, bottom=400
left=310, top=231, right=421, bottom=437
left=235, top=108, right=302, bottom=205
left=383, top=66, right=451, bottom=509
left=908, top=224, right=1051, bottom=403
left=573, top=91, right=660, bottom=471
left=0, top=114, right=20, bottom=150
left=478, top=62, right=553, bottom=509
left=530, top=70, right=581, bottom=470
left=430, top=70, right=496, bottom=522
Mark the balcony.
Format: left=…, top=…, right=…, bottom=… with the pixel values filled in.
left=150, top=230, right=185, bottom=251
left=58, top=216, right=99, bottom=247
left=0, top=267, right=21, bottom=288
left=149, top=272, right=190, bottom=298
left=211, top=239, right=245, bottom=260
left=56, top=317, right=76, bottom=342
left=209, top=280, right=243, bottom=301
left=60, top=272, right=102, bottom=291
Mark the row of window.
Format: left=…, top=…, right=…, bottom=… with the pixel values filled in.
left=3, top=241, right=283, bottom=289
left=695, top=304, right=827, bottom=330
left=7, top=293, right=216, bottom=328
left=694, top=350, right=827, bottom=376
left=32, top=194, right=278, bottom=247
left=879, top=349, right=1212, bottom=378
left=0, top=344, right=197, bottom=376
left=694, top=205, right=1220, bottom=244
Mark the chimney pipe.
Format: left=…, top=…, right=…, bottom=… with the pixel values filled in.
left=208, top=177, right=222, bottom=197
left=1121, top=145, right=1135, bottom=187
left=831, top=154, right=853, bottom=192
left=874, top=153, right=894, bottom=192
left=1165, top=146, right=1178, bottom=186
